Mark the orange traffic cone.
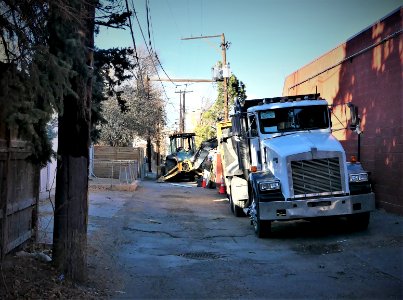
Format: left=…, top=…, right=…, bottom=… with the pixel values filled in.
left=219, top=177, right=226, bottom=194
left=202, top=175, right=207, bottom=188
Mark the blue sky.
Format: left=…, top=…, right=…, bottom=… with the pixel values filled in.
left=95, top=0, right=401, bottom=128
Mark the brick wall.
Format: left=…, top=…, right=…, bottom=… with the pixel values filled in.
left=283, top=7, right=402, bottom=214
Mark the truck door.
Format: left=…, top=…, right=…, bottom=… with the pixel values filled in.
left=248, top=113, right=261, bottom=170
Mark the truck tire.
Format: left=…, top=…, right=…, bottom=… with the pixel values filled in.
left=347, top=212, right=370, bottom=231
left=250, top=192, right=271, bottom=238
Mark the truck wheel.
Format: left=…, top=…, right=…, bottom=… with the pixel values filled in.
left=229, top=194, right=234, bottom=213
left=250, top=192, right=271, bottom=238
left=347, top=212, right=370, bottom=231
left=229, top=187, right=245, bottom=217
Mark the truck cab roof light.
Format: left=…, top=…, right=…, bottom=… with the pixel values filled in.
left=350, top=155, right=357, bottom=163
left=250, top=166, right=257, bottom=172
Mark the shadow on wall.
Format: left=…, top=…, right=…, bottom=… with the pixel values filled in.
left=332, top=8, right=402, bottom=213
left=284, top=7, right=402, bottom=213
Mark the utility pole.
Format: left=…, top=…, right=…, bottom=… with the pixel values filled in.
left=145, top=76, right=152, bottom=172
left=219, top=33, right=229, bottom=122
left=182, top=88, right=193, bottom=133
left=175, top=90, right=182, bottom=133
left=181, top=33, right=230, bottom=121
left=175, top=89, right=193, bottom=133
left=148, top=76, right=211, bottom=134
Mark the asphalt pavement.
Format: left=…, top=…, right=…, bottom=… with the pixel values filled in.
left=90, top=179, right=402, bottom=299
left=38, top=176, right=403, bottom=299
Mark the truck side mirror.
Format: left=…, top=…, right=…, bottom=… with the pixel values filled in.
left=347, top=102, right=360, bottom=131
left=249, top=128, right=258, bottom=137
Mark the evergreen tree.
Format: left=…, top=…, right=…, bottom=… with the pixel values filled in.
left=0, top=0, right=136, bottom=281
left=0, top=0, right=135, bottom=163
left=0, top=1, right=68, bottom=165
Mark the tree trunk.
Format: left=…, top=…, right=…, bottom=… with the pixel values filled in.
left=50, top=0, right=95, bottom=282
left=147, top=137, right=152, bottom=172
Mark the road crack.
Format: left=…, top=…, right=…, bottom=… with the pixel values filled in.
left=202, top=234, right=252, bottom=239
left=122, top=226, right=181, bottom=238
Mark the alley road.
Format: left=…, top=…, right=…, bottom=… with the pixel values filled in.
left=87, top=179, right=403, bottom=299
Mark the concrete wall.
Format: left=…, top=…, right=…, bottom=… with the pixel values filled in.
left=283, top=7, right=402, bottom=214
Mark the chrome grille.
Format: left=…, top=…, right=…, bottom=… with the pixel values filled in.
left=291, top=157, right=342, bottom=197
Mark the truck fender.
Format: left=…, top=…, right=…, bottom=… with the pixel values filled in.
left=346, top=162, right=373, bottom=195
left=346, top=162, right=368, bottom=174
left=248, top=170, right=279, bottom=200
left=230, top=176, right=249, bottom=204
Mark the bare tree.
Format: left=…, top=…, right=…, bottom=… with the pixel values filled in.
left=98, top=49, right=166, bottom=149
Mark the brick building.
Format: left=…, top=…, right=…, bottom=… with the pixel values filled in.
left=283, top=7, right=402, bottom=214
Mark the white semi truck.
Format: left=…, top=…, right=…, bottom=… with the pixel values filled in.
left=219, top=94, right=375, bottom=237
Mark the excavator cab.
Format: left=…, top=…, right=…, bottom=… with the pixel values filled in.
left=169, top=133, right=196, bottom=158
left=160, top=133, right=218, bottom=182
left=161, top=133, right=199, bottom=181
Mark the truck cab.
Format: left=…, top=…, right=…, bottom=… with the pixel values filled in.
left=220, top=94, right=375, bottom=237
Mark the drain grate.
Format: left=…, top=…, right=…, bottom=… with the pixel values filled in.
left=293, top=243, right=344, bottom=255
left=177, top=251, right=222, bottom=260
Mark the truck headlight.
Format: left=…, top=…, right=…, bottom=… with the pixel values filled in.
left=349, top=173, right=368, bottom=182
left=259, top=181, right=280, bottom=191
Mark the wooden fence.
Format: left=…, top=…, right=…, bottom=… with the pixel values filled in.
left=92, top=146, right=145, bottom=181
left=0, top=140, right=39, bottom=258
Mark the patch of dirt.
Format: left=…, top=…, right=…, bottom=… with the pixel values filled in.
left=0, top=245, right=111, bottom=299
left=88, top=178, right=137, bottom=192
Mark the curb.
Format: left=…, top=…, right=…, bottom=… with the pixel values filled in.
left=89, top=180, right=139, bottom=192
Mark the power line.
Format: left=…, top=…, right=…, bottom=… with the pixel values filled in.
left=130, top=0, right=174, bottom=104
left=145, top=0, right=153, bottom=52
left=147, top=0, right=157, bottom=52
left=144, top=1, right=177, bottom=113
left=125, top=0, right=180, bottom=129
left=124, top=0, right=140, bottom=67
left=124, top=0, right=147, bottom=94
left=154, top=54, right=175, bottom=85
left=123, top=0, right=175, bottom=135
left=131, top=1, right=175, bottom=86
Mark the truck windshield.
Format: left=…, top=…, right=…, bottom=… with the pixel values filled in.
left=258, top=105, right=329, bottom=134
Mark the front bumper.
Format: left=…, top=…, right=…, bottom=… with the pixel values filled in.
left=259, top=193, right=375, bottom=221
